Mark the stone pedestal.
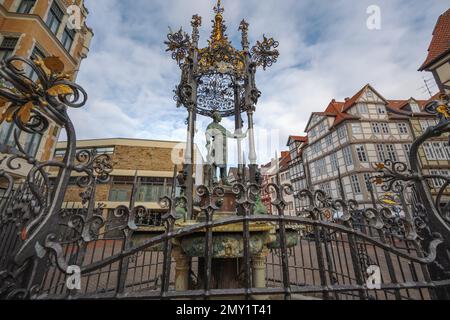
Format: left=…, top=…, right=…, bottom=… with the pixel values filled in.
left=251, top=250, right=270, bottom=300
left=173, top=247, right=189, bottom=291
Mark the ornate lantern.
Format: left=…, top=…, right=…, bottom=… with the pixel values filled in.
left=165, top=0, right=279, bottom=218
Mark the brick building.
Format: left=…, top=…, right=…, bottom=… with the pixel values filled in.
left=0, top=0, right=93, bottom=180
left=51, top=138, right=204, bottom=228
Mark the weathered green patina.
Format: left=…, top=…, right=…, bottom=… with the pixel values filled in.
left=180, top=232, right=269, bottom=258
left=266, top=229, right=299, bottom=249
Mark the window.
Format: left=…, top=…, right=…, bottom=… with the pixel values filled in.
left=404, top=144, right=411, bottom=158
left=376, top=144, right=386, bottom=162
left=330, top=153, right=338, bottom=171
left=377, top=105, right=386, bottom=114
left=386, top=144, right=397, bottom=161
left=323, top=182, right=332, bottom=196
left=0, top=37, right=18, bottom=60
left=318, top=121, right=326, bottom=133
left=381, top=123, right=389, bottom=134
left=61, top=27, right=75, bottom=52
left=432, top=142, right=447, bottom=160
left=23, top=133, right=42, bottom=157
left=445, top=144, right=450, bottom=160
left=17, top=0, right=36, bottom=13
left=358, top=104, right=368, bottom=114
left=46, top=1, right=64, bottom=34
left=28, top=46, right=46, bottom=80
left=363, top=173, right=372, bottom=191
left=310, top=127, right=316, bottom=139
left=337, top=126, right=347, bottom=140
left=410, top=103, right=420, bottom=113
left=351, top=123, right=362, bottom=134
left=366, top=90, right=374, bottom=98
left=325, top=134, right=332, bottom=147
left=371, top=123, right=380, bottom=134
left=0, top=121, right=18, bottom=148
left=54, top=149, right=65, bottom=157
left=398, top=123, right=408, bottom=134
left=429, top=170, right=449, bottom=188
left=420, top=120, right=430, bottom=132
left=351, top=175, right=362, bottom=194
left=314, top=158, right=327, bottom=176
left=355, top=145, right=368, bottom=162
left=311, top=142, right=321, bottom=154
left=423, top=142, right=436, bottom=160
left=54, top=146, right=115, bottom=158
left=298, top=163, right=304, bottom=175
left=343, top=146, right=353, bottom=166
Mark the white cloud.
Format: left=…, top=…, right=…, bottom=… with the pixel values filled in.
left=70, top=0, right=448, bottom=163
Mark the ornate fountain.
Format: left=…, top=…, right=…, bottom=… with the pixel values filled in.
left=160, top=0, right=286, bottom=292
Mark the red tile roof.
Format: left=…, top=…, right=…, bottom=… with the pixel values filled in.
left=419, top=9, right=450, bottom=71
left=387, top=97, right=436, bottom=116
left=289, top=135, right=307, bottom=142
left=279, top=151, right=291, bottom=172
left=322, top=97, right=359, bottom=128
left=341, top=85, right=368, bottom=112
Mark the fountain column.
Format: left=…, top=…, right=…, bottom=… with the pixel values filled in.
left=173, top=247, right=189, bottom=291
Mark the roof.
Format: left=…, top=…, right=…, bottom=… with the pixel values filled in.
left=342, top=84, right=388, bottom=112
left=387, top=96, right=439, bottom=117
left=341, top=85, right=367, bottom=112
left=279, top=151, right=291, bottom=172
left=286, top=135, right=307, bottom=146
left=303, top=84, right=439, bottom=134
left=56, top=138, right=188, bottom=150
left=419, top=9, right=450, bottom=71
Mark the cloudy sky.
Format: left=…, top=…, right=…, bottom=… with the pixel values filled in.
left=68, top=0, right=449, bottom=164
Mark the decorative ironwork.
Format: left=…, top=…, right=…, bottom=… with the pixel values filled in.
left=1, top=3, right=450, bottom=302
left=251, top=35, right=280, bottom=70
left=166, top=0, right=279, bottom=117
left=165, top=28, right=190, bottom=66
left=197, top=73, right=236, bottom=117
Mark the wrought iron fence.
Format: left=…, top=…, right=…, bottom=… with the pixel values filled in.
left=0, top=56, right=450, bottom=300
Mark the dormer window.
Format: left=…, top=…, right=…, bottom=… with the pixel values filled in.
left=358, top=103, right=368, bottom=114
left=410, top=103, right=420, bottom=113
left=377, top=105, right=386, bottom=114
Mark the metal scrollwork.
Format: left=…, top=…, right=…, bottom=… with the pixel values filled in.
left=0, top=55, right=91, bottom=298
left=196, top=185, right=224, bottom=219
left=251, top=35, right=280, bottom=70
left=232, top=182, right=259, bottom=214
left=197, top=73, right=236, bottom=117
left=165, top=28, right=191, bottom=66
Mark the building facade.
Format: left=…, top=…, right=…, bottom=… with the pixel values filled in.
left=389, top=97, right=450, bottom=206
left=51, top=138, right=204, bottom=231
left=0, top=0, right=93, bottom=181
left=260, top=151, right=295, bottom=216
left=419, top=8, right=450, bottom=93
left=286, top=136, right=309, bottom=213
left=288, top=84, right=449, bottom=214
